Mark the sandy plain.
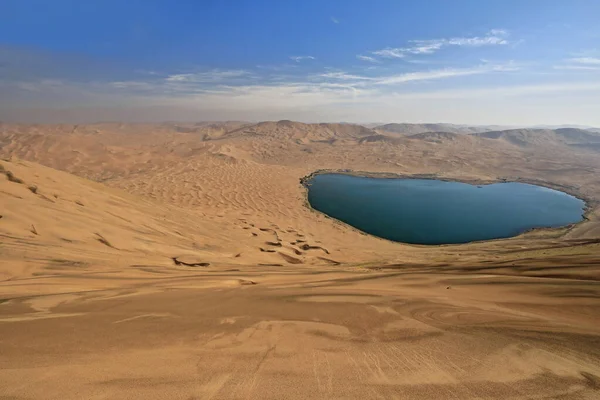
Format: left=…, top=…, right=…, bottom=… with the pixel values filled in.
left=1, top=121, right=599, bottom=399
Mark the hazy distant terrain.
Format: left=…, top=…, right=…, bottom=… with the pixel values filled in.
left=374, top=122, right=493, bottom=135
left=1, top=121, right=600, bottom=399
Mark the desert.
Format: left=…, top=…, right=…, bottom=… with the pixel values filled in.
left=1, top=121, right=600, bottom=399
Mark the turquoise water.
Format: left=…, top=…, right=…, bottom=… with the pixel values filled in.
left=307, top=174, right=585, bottom=245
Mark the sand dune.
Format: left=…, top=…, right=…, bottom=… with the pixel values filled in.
left=1, top=121, right=600, bottom=399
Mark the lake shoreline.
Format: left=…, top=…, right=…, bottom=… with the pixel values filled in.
left=299, top=169, right=596, bottom=247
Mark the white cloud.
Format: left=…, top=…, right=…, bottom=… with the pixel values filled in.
left=372, top=48, right=406, bottom=58
left=331, top=17, right=339, bottom=24
left=446, top=35, right=507, bottom=46
left=165, top=70, right=249, bottom=83
left=554, top=65, right=600, bottom=71
left=320, top=72, right=376, bottom=80
left=425, top=29, right=509, bottom=48
left=13, top=79, right=65, bottom=92
left=568, top=57, right=600, bottom=65
left=110, top=81, right=156, bottom=89
left=134, top=69, right=160, bottom=76
left=166, top=74, right=192, bottom=82
left=375, top=64, right=518, bottom=85
left=290, top=56, right=316, bottom=62
left=372, top=29, right=509, bottom=59
left=317, top=63, right=519, bottom=87
left=554, top=57, right=600, bottom=71
left=376, top=68, right=484, bottom=85
left=405, top=41, right=445, bottom=55
left=99, top=64, right=520, bottom=110
left=392, top=81, right=600, bottom=100
left=489, top=29, right=508, bottom=36
left=356, top=55, right=379, bottom=63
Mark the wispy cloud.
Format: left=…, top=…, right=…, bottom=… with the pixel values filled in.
left=134, top=69, right=160, bottom=76
left=165, top=70, right=249, bottom=83
left=488, top=29, right=508, bottom=36
left=554, top=65, right=600, bottom=71
left=320, top=72, right=376, bottom=81
left=405, top=42, right=444, bottom=55
left=376, top=64, right=518, bottom=85
left=14, top=79, right=66, bottom=92
left=331, top=16, right=340, bottom=24
left=290, top=56, right=316, bottom=62
left=83, top=62, right=523, bottom=103
left=4, top=59, right=599, bottom=125
left=372, top=29, right=509, bottom=59
left=568, top=57, right=600, bottom=65
left=356, top=55, right=379, bottom=63
left=391, top=81, right=600, bottom=100
left=72, top=62, right=519, bottom=111
left=320, top=63, right=519, bottom=87
left=372, top=48, right=407, bottom=58
left=110, top=81, right=156, bottom=89
left=554, top=57, right=600, bottom=71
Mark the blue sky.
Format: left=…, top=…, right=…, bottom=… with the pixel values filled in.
left=1, top=0, right=600, bottom=124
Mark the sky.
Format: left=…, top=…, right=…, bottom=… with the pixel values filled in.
left=1, top=0, right=600, bottom=125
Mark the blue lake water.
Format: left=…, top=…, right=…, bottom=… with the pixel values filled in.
left=307, top=174, right=585, bottom=245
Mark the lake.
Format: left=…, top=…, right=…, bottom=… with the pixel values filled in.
left=306, top=174, right=585, bottom=245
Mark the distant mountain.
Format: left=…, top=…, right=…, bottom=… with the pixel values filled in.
left=531, top=124, right=600, bottom=131
left=215, top=120, right=377, bottom=143
left=371, top=122, right=600, bottom=134
left=374, top=123, right=491, bottom=135
left=357, top=134, right=405, bottom=144
left=359, top=123, right=387, bottom=129
left=554, top=128, right=600, bottom=142
left=473, top=128, right=600, bottom=150
left=407, top=131, right=465, bottom=141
